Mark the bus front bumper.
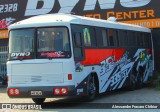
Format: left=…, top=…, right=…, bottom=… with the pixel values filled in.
left=7, top=85, right=76, bottom=98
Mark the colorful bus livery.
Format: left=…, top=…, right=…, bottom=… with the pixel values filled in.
left=7, top=13, right=154, bottom=104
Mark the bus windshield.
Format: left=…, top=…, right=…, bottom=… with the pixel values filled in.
left=9, top=29, right=35, bottom=60
left=37, top=27, right=70, bottom=59
left=9, top=27, right=71, bottom=60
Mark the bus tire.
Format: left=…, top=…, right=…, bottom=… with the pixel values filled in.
left=32, top=98, right=45, bottom=105
left=136, top=71, right=143, bottom=89
left=128, top=73, right=136, bottom=91
left=85, top=75, right=97, bottom=101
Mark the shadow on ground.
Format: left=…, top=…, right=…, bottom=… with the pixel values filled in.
left=41, top=88, right=136, bottom=109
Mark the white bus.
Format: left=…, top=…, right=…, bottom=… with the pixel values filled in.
left=7, top=13, right=154, bottom=104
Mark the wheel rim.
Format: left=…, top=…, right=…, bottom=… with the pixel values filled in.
left=89, top=77, right=96, bottom=95
left=138, top=76, right=143, bottom=87
left=130, top=74, right=136, bottom=89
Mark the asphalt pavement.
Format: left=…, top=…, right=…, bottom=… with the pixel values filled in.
left=0, top=86, right=160, bottom=112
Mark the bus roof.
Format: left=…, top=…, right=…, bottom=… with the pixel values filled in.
left=9, top=13, right=151, bottom=33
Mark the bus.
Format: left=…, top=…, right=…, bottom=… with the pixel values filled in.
left=7, top=13, right=154, bottom=104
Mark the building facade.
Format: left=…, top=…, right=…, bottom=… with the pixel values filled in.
left=0, top=0, right=160, bottom=80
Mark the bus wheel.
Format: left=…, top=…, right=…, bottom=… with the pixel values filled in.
left=32, top=98, right=45, bottom=105
left=129, top=73, right=136, bottom=91
left=136, top=72, right=143, bottom=89
left=85, top=75, right=97, bottom=101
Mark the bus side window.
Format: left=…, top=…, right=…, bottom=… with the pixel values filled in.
left=137, top=32, right=142, bottom=47
left=74, top=33, right=82, bottom=47
left=108, top=29, right=114, bottom=46
left=83, top=28, right=91, bottom=47
left=83, top=27, right=96, bottom=47
left=123, top=31, right=128, bottom=46
left=97, top=28, right=109, bottom=47
left=118, top=30, right=128, bottom=47
left=102, top=29, right=109, bottom=47
left=143, top=33, right=149, bottom=48
left=148, top=33, right=152, bottom=48
left=128, top=31, right=136, bottom=47
left=136, top=32, right=139, bottom=46
left=73, top=32, right=84, bottom=60
left=113, top=30, right=119, bottom=46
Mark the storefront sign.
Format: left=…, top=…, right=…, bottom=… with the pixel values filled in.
left=0, top=0, right=159, bottom=28
left=0, top=30, right=8, bottom=39
left=0, top=3, right=18, bottom=14
left=121, top=18, right=160, bottom=28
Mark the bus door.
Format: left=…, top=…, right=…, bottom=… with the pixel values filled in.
left=71, top=24, right=88, bottom=95
left=71, top=24, right=85, bottom=62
